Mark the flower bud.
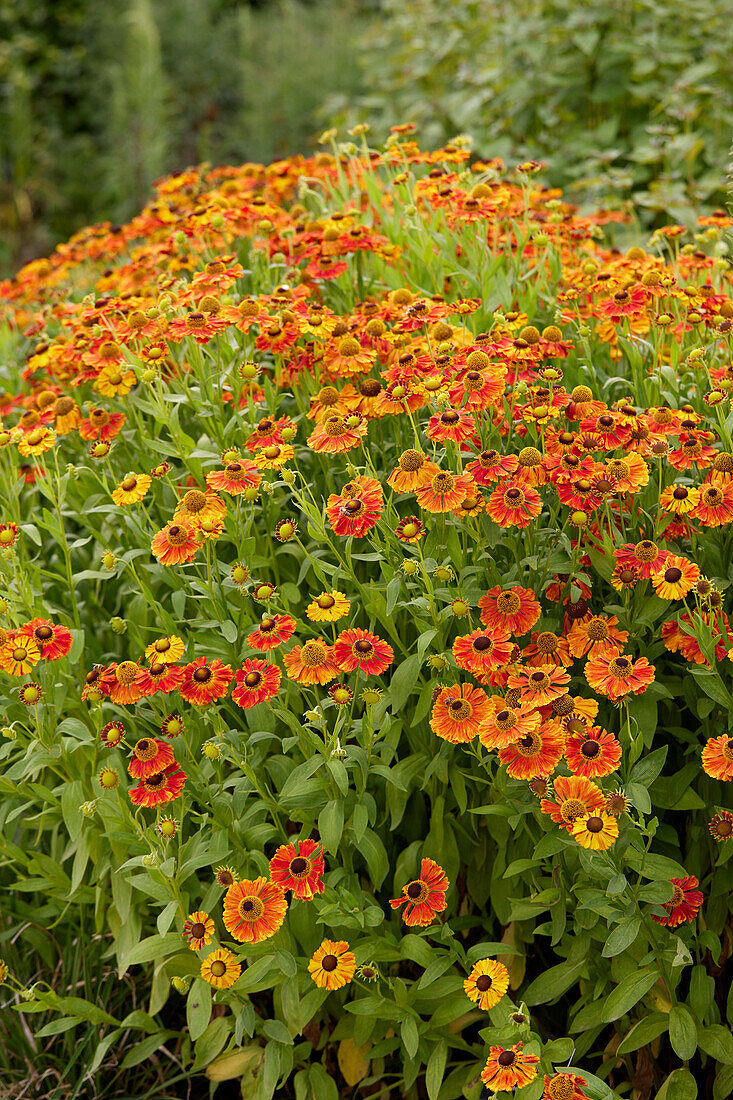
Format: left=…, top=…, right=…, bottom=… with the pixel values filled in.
left=110, top=617, right=127, bottom=634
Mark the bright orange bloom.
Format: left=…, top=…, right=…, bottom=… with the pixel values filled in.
left=180, top=657, right=233, bottom=705
left=232, top=659, right=281, bottom=708
left=542, top=1072, right=589, bottom=1100
left=487, top=481, right=542, bottom=528
left=246, top=614, right=296, bottom=651
left=222, top=878, right=287, bottom=943
left=478, top=703, right=540, bottom=750
left=415, top=469, right=474, bottom=513
left=567, top=615, right=628, bottom=658
left=498, top=723, right=564, bottom=779
left=651, top=554, right=700, bottom=600
left=387, top=450, right=438, bottom=492
left=390, top=858, right=449, bottom=926
left=585, top=648, right=655, bottom=701
left=430, top=683, right=490, bottom=743
left=463, top=958, right=510, bottom=1010
left=507, top=664, right=571, bottom=706
left=481, top=1044, right=539, bottom=1093
left=206, top=459, right=261, bottom=495
left=269, top=839, right=324, bottom=901
left=129, top=764, right=186, bottom=807
left=479, top=586, right=541, bottom=636
left=565, top=723, right=622, bottom=778
left=19, top=618, right=73, bottom=662
left=308, top=414, right=366, bottom=453
left=308, top=939, right=356, bottom=989
left=333, top=628, right=394, bottom=675
left=151, top=521, right=199, bottom=566
left=702, top=734, right=733, bottom=781
left=284, top=640, right=340, bottom=685
left=651, top=875, right=703, bottom=927
left=540, top=774, right=606, bottom=831
left=453, top=628, right=514, bottom=675
left=128, top=737, right=175, bottom=779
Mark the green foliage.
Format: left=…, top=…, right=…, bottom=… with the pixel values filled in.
left=326, top=0, right=733, bottom=222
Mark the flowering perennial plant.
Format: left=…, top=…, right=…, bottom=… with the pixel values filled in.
left=0, top=131, right=733, bottom=1098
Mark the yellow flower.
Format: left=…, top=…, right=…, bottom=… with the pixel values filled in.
left=112, top=473, right=152, bottom=506
left=305, top=590, right=350, bottom=623
left=571, top=811, right=619, bottom=850
left=200, top=946, right=241, bottom=989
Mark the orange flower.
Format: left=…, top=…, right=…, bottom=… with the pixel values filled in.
left=453, top=628, right=515, bottom=675
left=702, top=734, right=733, bottom=781
left=651, top=554, right=700, bottom=600
left=478, top=703, right=540, bottom=750
left=151, top=521, right=199, bottom=566
left=498, top=723, right=564, bottom=780
left=180, top=657, right=233, bottom=705
left=567, top=614, right=628, bottom=658
left=585, top=647, right=654, bottom=701
left=389, top=858, right=449, bottom=926
left=507, top=664, right=571, bottom=706
left=540, top=774, right=606, bottom=831
left=387, top=450, right=438, bottom=492
left=128, top=737, right=175, bottom=779
left=284, top=640, right=340, bottom=685
left=0, top=634, right=41, bottom=676
left=232, top=659, right=281, bottom=708
left=415, top=469, right=473, bottom=513
left=269, top=839, right=324, bottom=900
left=222, top=878, right=287, bottom=943
left=487, top=481, right=542, bottom=528
left=430, top=683, right=490, bottom=743
left=308, top=414, right=366, bottom=453
left=564, top=723, right=622, bottom=778
left=479, top=585, right=541, bottom=636
left=481, top=1044, right=539, bottom=1093
left=651, top=875, right=703, bottom=927
left=308, top=939, right=356, bottom=989
left=129, top=763, right=186, bottom=807
left=333, top=628, right=394, bottom=675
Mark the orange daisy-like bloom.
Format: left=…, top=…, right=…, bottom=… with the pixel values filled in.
left=507, top=664, right=571, bottom=706
left=108, top=660, right=146, bottom=705
left=253, top=443, right=295, bottom=471
left=284, top=639, right=340, bottom=685
left=585, top=648, right=655, bottom=701
left=702, top=734, right=733, bottom=781
left=174, top=487, right=227, bottom=527
left=112, top=473, right=151, bottom=506
left=305, top=590, right=350, bottom=622
left=200, top=946, right=241, bottom=990
left=651, top=875, right=703, bottom=927
left=326, top=477, right=383, bottom=537
left=138, top=662, right=184, bottom=696
left=308, top=939, right=356, bottom=990
left=453, top=628, right=515, bottom=675
left=307, top=414, right=366, bottom=453
left=231, top=659, right=281, bottom=708
left=387, top=449, right=437, bottom=492
left=333, top=628, right=394, bottom=675
left=0, top=634, right=41, bottom=676
left=246, top=614, right=296, bottom=651
left=269, top=838, right=324, bottom=900
left=487, top=481, right=542, bottom=528
left=540, top=774, right=606, bottom=832
left=390, top=858, right=449, bottom=926
left=498, top=724, right=565, bottom=780
left=463, top=958, right=510, bottom=1010
left=128, top=737, right=175, bottom=779
left=542, top=1072, right=589, bottom=1100
left=78, top=408, right=126, bottom=441
left=695, top=482, right=733, bottom=527
left=151, top=521, right=199, bottom=566
left=481, top=1044, right=539, bottom=1093
left=206, top=459, right=261, bottom=495
left=17, top=425, right=55, bottom=456
left=129, top=763, right=186, bottom=807
left=523, top=630, right=573, bottom=668
left=571, top=811, right=619, bottom=850
left=426, top=406, right=477, bottom=444
left=415, top=469, right=473, bottom=513
left=182, top=911, right=215, bottom=951
left=20, top=618, right=73, bottom=661
left=567, top=614, right=628, bottom=658
left=180, top=657, right=233, bottom=706
left=479, top=585, right=541, bottom=636
left=145, top=635, right=185, bottom=665
left=430, top=683, right=490, bottom=743
left=467, top=449, right=519, bottom=486
left=651, top=554, right=700, bottom=600
left=478, top=704, right=540, bottom=750
left=564, top=722, right=622, bottom=778
left=614, top=540, right=668, bottom=580
left=660, top=484, right=701, bottom=516
left=222, top=878, right=287, bottom=944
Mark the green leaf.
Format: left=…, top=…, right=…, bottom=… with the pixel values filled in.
left=602, top=916, right=641, bottom=958
left=389, top=654, right=421, bottom=713
left=669, top=1005, right=697, bottom=1060
left=425, top=1039, right=447, bottom=1100
left=617, top=1013, right=669, bottom=1054
left=654, top=1068, right=698, bottom=1100
left=698, top=1024, right=733, bottom=1065
left=318, top=800, right=344, bottom=856
left=602, top=969, right=659, bottom=1022
left=523, top=959, right=585, bottom=1006
left=187, top=978, right=212, bottom=1042
left=401, top=1016, right=419, bottom=1060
